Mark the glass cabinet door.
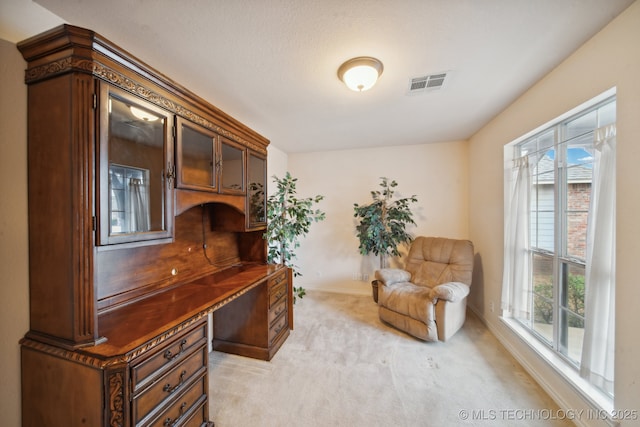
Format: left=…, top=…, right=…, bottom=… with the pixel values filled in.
left=220, top=138, right=245, bottom=194
left=176, top=117, right=218, bottom=192
left=98, top=85, right=173, bottom=245
left=247, top=152, right=267, bottom=228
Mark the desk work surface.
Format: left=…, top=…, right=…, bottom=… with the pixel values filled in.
left=87, top=263, right=282, bottom=358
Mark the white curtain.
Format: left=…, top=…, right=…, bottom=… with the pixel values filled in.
left=129, top=178, right=150, bottom=232
left=502, top=155, right=531, bottom=319
left=580, top=124, right=616, bottom=396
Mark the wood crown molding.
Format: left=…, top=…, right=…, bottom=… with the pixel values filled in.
left=18, top=24, right=269, bottom=155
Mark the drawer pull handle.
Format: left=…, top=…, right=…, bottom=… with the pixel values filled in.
left=164, top=339, right=187, bottom=361
left=163, top=402, right=188, bottom=426
left=163, top=370, right=187, bottom=394
left=273, top=290, right=285, bottom=300
left=274, top=322, right=286, bottom=335
left=270, top=275, right=285, bottom=286
left=274, top=305, right=285, bottom=316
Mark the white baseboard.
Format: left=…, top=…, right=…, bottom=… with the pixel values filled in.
left=468, top=305, right=617, bottom=427
left=296, top=281, right=372, bottom=297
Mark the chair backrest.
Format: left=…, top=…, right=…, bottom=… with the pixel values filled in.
left=405, top=237, right=474, bottom=288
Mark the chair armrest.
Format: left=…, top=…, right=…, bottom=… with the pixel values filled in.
left=429, top=282, right=470, bottom=303
left=375, top=268, right=411, bottom=286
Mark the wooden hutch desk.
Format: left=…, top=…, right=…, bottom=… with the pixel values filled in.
left=18, top=24, right=291, bottom=427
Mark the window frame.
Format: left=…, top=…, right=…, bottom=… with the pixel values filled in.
left=503, top=88, right=616, bottom=407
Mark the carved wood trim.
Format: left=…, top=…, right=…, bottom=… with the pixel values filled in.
left=23, top=57, right=267, bottom=155
left=23, top=57, right=73, bottom=81
left=20, top=337, right=105, bottom=366
left=106, top=369, right=126, bottom=427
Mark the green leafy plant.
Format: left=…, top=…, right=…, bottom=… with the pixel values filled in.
left=248, top=181, right=265, bottom=223
left=264, top=172, right=325, bottom=301
left=354, top=177, right=418, bottom=269
left=533, top=274, right=585, bottom=327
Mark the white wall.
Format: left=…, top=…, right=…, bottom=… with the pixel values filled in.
left=0, top=38, right=29, bottom=427
left=267, top=144, right=288, bottom=197
left=468, top=2, right=640, bottom=425
left=287, top=141, right=470, bottom=294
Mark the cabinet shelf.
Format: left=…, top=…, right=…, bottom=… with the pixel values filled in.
left=174, top=188, right=245, bottom=216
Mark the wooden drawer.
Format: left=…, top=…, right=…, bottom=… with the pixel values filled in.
left=268, top=274, right=287, bottom=308
left=268, top=270, right=286, bottom=289
left=268, top=298, right=287, bottom=325
left=268, top=312, right=288, bottom=345
left=145, top=375, right=208, bottom=427
left=132, top=322, right=207, bottom=393
left=133, top=345, right=207, bottom=425
left=180, top=401, right=209, bottom=427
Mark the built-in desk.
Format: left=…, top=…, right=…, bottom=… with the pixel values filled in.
left=92, top=263, right=284, bottom=358
left=21, top=264, right=291, bottom=426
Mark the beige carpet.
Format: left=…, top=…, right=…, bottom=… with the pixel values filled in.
left=208, top=290, right=572, bottom=427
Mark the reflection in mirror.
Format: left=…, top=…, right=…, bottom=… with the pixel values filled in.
left=221, top=142, right=244, bottom=191
left=181, top=124, right=215, bottom=188
left=108, top=95, right=166, bottom=236
left=248, top=154, right=266, bottom=225
left=109, top=165, right=150, bottom=233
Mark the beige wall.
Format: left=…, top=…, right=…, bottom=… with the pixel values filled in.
left=267, top=143, right=288, bottom=197
left=3, top=2, right=639, bottom=425
left=286, top=141, right=470, bottom=294
left=0, top=38, right=29, bottom=427
left=468, top=2, right=640, bottom=425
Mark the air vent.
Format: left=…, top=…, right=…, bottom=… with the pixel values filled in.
left=408, top=72, right=447, bottom=94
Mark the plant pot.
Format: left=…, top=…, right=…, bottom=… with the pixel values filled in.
left=371, top=279, right=379, bottom=303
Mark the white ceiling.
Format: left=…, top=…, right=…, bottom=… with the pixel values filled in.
left=1, top=0, right=635, bottom=153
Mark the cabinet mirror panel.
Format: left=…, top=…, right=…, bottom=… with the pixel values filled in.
left=248, top=152, right=267, bottom=227
left=220, top=139, right=245, bottom=194
left=99, top=86, right=173, bottom=245
left=176, top=118, right=217, bottom=191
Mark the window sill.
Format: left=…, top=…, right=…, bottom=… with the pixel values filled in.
left=500, top=317, right=616, bottom=425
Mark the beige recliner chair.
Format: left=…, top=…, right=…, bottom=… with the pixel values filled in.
left=376, top=236, right=474, bottom=342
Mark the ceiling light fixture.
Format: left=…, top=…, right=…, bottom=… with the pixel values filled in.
left=337, top=56, right=384, bottom=92
left=130, top=106, right=159, bottom=122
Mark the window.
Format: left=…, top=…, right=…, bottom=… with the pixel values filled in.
left=502, top=92, right=616, bottom=399
left=109, top=164, right=151, bottom=234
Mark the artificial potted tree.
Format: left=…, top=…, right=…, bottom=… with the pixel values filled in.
left=353, top=177, right=418, bottom=302
left=264, top=172, right=325, bottom=302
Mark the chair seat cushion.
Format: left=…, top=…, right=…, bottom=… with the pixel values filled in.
left=378, top=282, right=434, bottom=323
